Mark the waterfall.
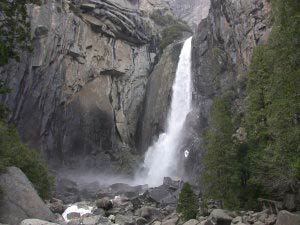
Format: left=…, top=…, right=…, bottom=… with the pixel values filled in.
left=139, top=37, right=193, bottom=187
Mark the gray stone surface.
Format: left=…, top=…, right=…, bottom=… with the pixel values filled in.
left=0, top=0, right=161, bottom=173
left=275, top=210, right=300, bottom=225
left=165, top=0, right=211, bottom=30
left=0, top=167, right=55, bottom=225
left=138, top=41, right=183, bottom=153
left=20, top=219, right=59, bottom=225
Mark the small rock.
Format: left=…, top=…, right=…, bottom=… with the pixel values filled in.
left=92, top=208, right=105, bottom=216
left=265, top=214, right=276, bottom=225
left=231, top=216, right=242, bottom=224
left=198, top=216, right=207, bottom=222
left=161, top=214, right=179, bottom=225
left=20, top=219, right=59, bottom=225
left=138, top=206, right=162, bottom=221
left=136, top=217, right=148, bottom=225
left=96, top=198, right=113, bottom=210
left=109, top=214, right=116, bottom=223
left=253, top=221, right=264, bottom=225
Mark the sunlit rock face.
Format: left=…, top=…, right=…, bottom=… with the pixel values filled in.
left=165, top=0, right=211, bottom=30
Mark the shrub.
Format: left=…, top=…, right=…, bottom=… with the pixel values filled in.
left=0, top=124, right=53, bottom=199
left=177, top=182, right=198, bottom=221
left=160, top=23, right=192, bottom=49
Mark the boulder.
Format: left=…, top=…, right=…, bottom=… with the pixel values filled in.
left=0, top=167, right=55, bottom=225
left=138, top=206, right=162, bottom=221
left=34, top=25, right=49, bottom=37
left=275, top=210, right=300, bottom=225
left=96, top=198, right=113, bottom=210
left=20, top=219, right=59, bottom=225
left=183, top=219, right=199, bottom=225
left=208, top=209, right=233, bottom=225
left=48, top=199, right=66, bottom=214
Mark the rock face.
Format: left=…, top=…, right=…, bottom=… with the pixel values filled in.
left=0, top=0, right=162, bottom=172
left=186, top=0, right=272, bottom=182
left=0, top=167, right=55, bottom=224
left=165, top=0, right=211, bottom=30
left=138, top=41, right=183, bottom=152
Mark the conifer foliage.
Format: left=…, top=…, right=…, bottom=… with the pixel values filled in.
left=177, top=182, right=198, bottom=221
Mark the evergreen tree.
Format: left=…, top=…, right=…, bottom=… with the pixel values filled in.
left=177, top=182, right=198, bottom=221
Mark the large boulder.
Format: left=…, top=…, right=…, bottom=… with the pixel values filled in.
left=208, top=209, right=233, bottom=225
left=0, top=167, right=56, bottom=225
left=275, top=210, right=300, bottom=225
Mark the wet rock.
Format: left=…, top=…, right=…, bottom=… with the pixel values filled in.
left=67, top=212, right=81, bottom=220
left=275, top=210, right=300, bottom=225
left=0, top=167, right=55, bottom=225
left=96, top=198, right=113, bottom=210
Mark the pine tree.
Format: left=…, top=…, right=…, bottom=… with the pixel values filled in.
left=177, top=182, right=198, bottom=221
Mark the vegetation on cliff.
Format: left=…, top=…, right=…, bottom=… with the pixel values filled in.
left=202, top=0, right=300, bottom=209
left=0, top=0, right=52, bottom=199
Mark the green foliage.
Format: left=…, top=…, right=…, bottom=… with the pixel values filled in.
left=202, top=97, right=240, bottom=208
left=245, top=0, right=300, bottom=194
left=177, top=182, right=198, bottom=221
left=201, top=0, right=300, bottom=209
left=0, top=0, right=37, bottom=65
left=0, top=123, right=53, bottom=199
left=160, top=23, right=192, bottom=49
left=150, top=10, right=176, bottom=26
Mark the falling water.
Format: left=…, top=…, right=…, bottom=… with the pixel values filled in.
left=139, top=37, right=193, bottom=187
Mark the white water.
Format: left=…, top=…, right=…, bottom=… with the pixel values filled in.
left=138, top=37, right=193, bottom=187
